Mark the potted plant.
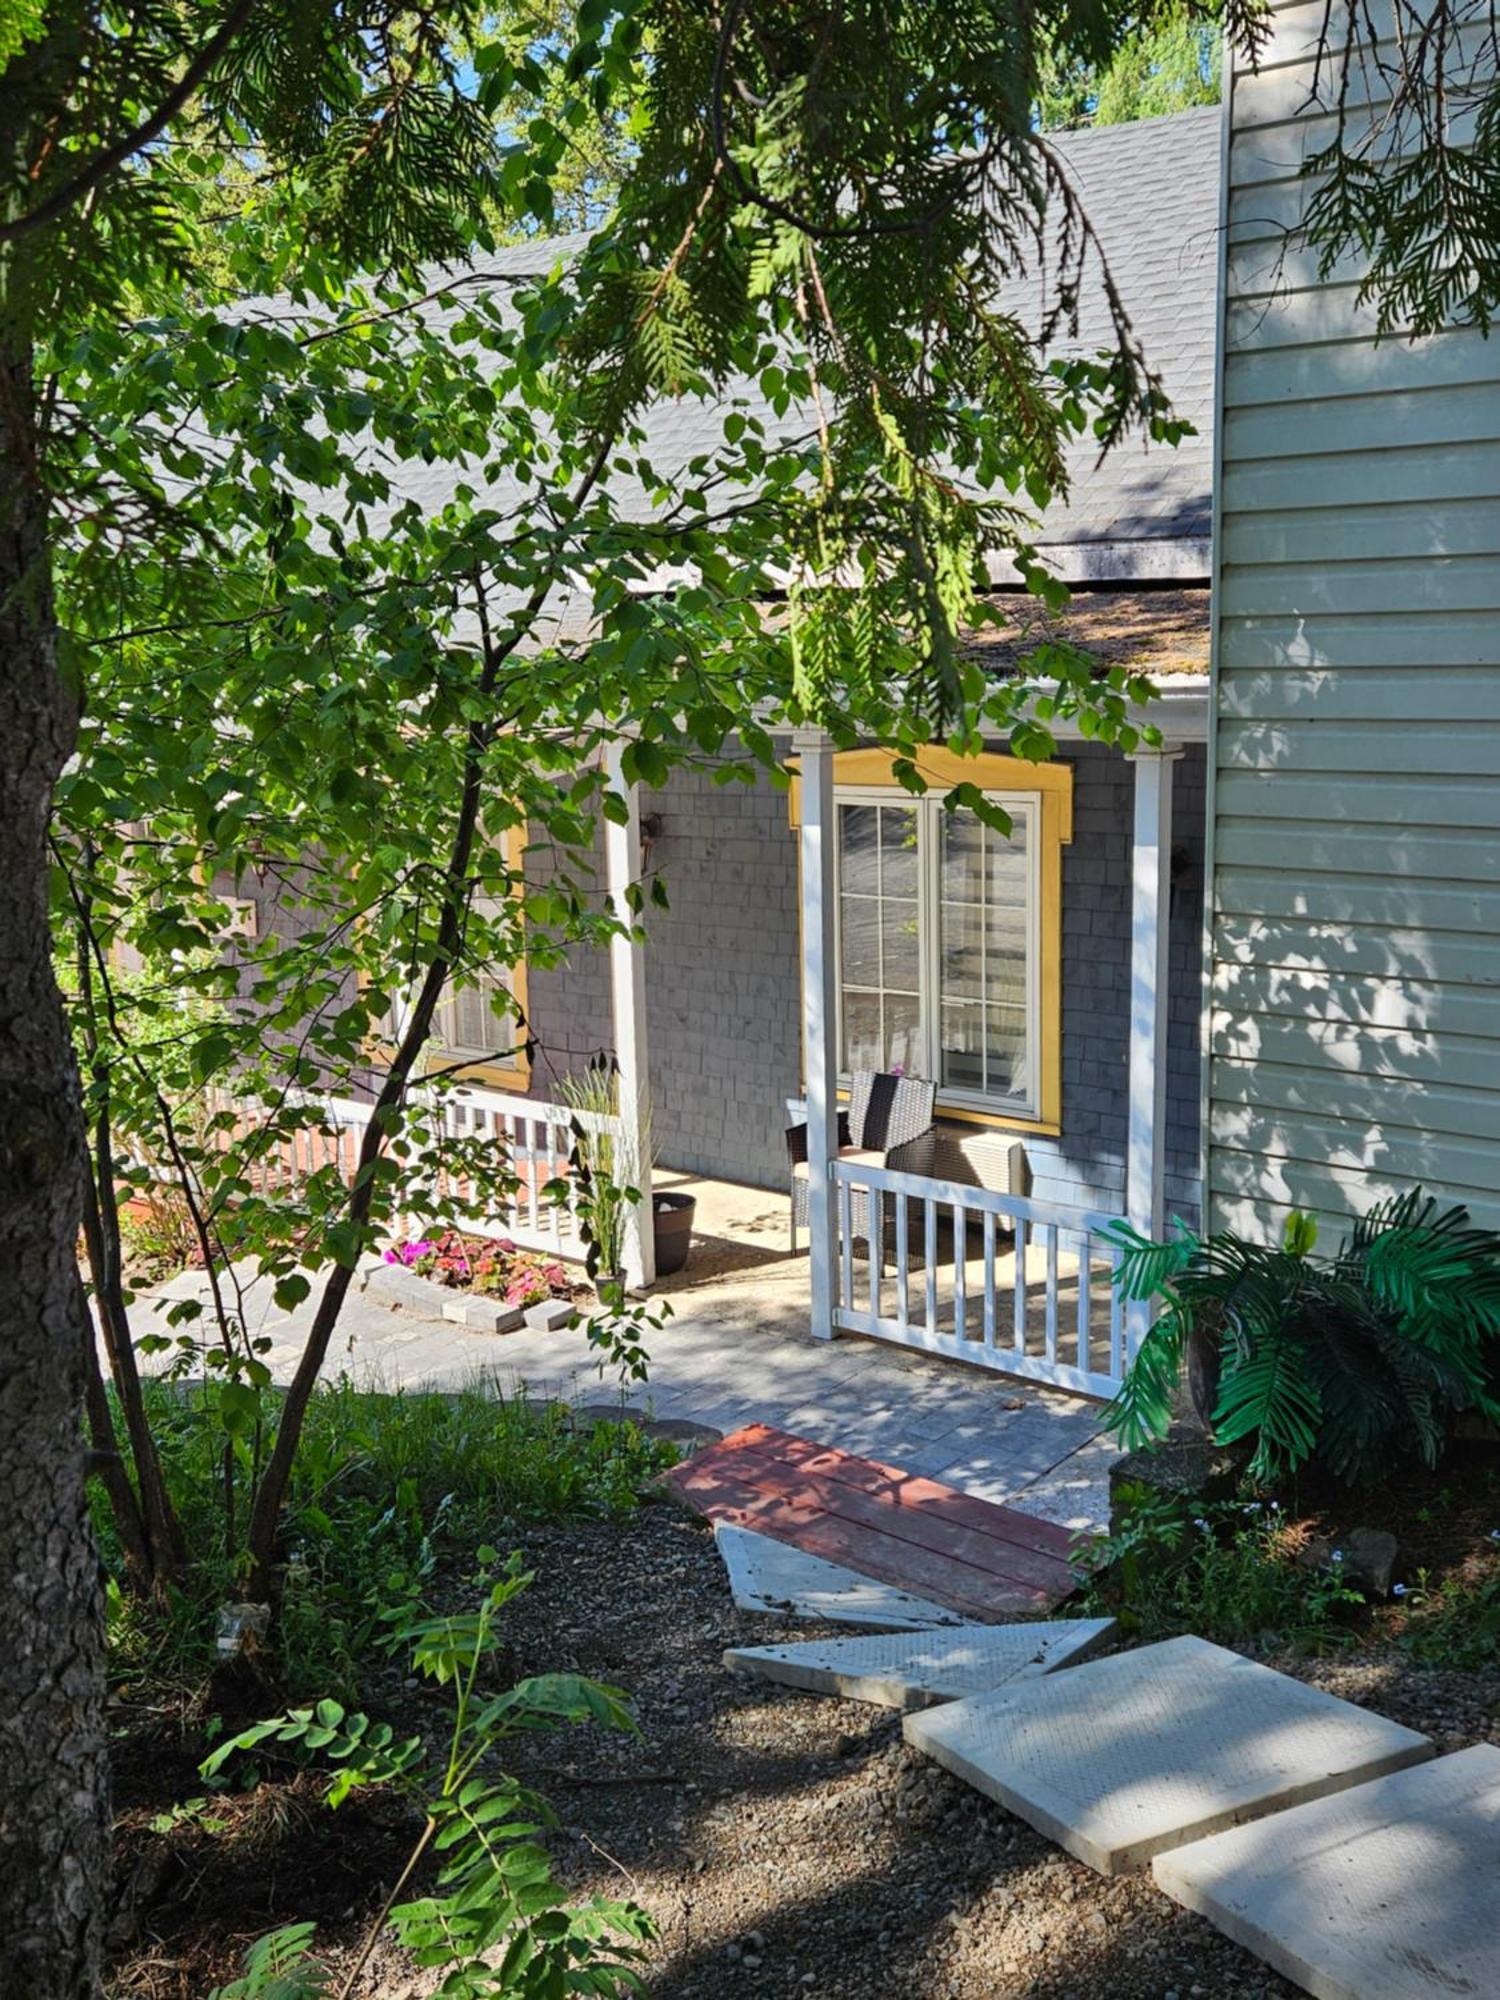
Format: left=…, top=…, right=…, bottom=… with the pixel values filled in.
left=1103, top=1192, right=1500, bottom=1486
left=560, top=1063, right=695, bottom=1286
left=561, top=1063, right=642, bottom=1300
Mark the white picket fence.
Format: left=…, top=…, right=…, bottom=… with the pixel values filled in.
left=212, top=1082, right=616, bottom=1262
left=830, top=1158, right=1129, bottom=1399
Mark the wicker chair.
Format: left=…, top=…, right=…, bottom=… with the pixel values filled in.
left=786, top=1070, right=937, bottom=1256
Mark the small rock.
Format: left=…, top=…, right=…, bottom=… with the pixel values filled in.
left=1299, top=1526, right=1400, bottom=1597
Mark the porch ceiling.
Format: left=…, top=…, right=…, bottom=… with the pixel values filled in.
left=962, top=587, right=1211, bottom=683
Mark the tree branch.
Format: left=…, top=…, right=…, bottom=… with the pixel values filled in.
left=0, top=0, right=264, bottom=245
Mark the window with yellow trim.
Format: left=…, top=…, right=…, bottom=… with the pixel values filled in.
left=835, top=789, right=1041, bottom=1118
left=426, top=892, right=531, bottom=1088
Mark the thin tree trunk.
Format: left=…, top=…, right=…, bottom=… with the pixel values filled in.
left=80, top=1100, right=188, bottom=1582
left=0, top=330, right=106, bottom=1995
left=244, top=444, right=615, bottom=1590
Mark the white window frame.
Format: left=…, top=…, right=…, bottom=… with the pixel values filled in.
left=832, top=788, right=1043, bottom=1121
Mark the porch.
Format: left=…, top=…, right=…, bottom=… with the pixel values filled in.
left=788, top=695, right=1207, bottom=1399
left=275, top=690, right=1207, bottom=1406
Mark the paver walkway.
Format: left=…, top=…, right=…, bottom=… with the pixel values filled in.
left=139, top=1214, right=1119, bottom=1530
left=1154, top=1745, right=1500, bottom=2000
left=713, top=1523, right=968, bottom=1628
left=724, top=1618, right=1118, bottom=1709
left=665, top=1424, right=1084, bottom=1617
left=903, top=1636, right=1434, bottom=1875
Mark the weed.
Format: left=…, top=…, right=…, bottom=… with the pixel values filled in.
left=97, top=1378, right=677, bottom=1698
left=1078, top=1485, right=1366, bottom=1654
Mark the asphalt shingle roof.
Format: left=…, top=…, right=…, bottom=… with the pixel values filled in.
left=395, top=105, right=1221, bottom=603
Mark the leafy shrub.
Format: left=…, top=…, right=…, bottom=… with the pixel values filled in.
left=97, top=1380, right=677, bottom=1696
left=204, top=1555, right=653, bottom=1999
left=1105, top=1193, right=1500, bottom=1485
left=117, top=1184, right=201, bottom=1284
left=1078, top=1485, right=1364, bottom=1654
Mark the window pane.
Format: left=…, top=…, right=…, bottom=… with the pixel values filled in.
left=839, top=804, right=879, bottom=894
left=985, top=1004, right=1028, bottom=1098
left=986, top=822, right=1028, bottom=908
left=886, top=990, right=920, bottom=1074
left=940, top=1001, right=985, bottom=1094
left=879, top=803, right=920, bottom=899
left=882, top=896, right=921, bottom=994
left=940, top=809, right=985, bottom=902
left=842, top=987, right=882, bottom=1072
left=841, top=894, right=880, bottom=987
left=937, top=805, right=1031, bottom=1104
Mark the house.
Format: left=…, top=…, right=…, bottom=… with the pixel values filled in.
left=1208, top=8, right=1500, bottom=1243
left=367, top=106, right=1224, bottom=1398
left=223, top=109, right=1221, bottom=1397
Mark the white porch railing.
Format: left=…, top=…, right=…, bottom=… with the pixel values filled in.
left=830, top=1158, right=1128, bottom=1400
left=209, top=1083, right=620, bottom=1263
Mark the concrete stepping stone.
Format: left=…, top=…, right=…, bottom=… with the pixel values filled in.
left=1154, top=1746, right=1500, bottom=2000
left=903, top=1634, right=1432, bottom=1875
left=714, top=1523, right=964, bottom=1629
left=724, top=1617, right=1118, bottom=1710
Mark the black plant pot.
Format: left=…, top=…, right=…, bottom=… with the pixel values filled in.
left=652, top=1191, right=696, bottom=1276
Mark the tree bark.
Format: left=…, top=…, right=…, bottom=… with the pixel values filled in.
left=0, top=327, right=107, bottom=1996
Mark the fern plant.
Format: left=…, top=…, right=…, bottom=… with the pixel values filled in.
left=1104, top=1192, right=1500, bottom=1486
left=204, top=1553, right=653, bottom=2000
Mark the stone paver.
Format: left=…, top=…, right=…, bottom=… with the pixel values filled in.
left=1154, top=1746, right=1500, bottom=2000
left=903, top=1635, right=1433, bottom=1875
left=724, top=1617, right=1117, bottom=1709
left=713, top=1523, right=964, bottom=1629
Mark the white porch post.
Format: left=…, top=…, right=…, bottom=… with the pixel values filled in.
left=604, top=740, right=655, bottom=1289
left=794, top=726, right=839, bottom=1340
left=1125, top=746, right=1182, bottom=1348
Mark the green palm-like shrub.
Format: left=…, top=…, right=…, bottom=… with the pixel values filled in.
left=1104, top=1192, right=1500, bottom=1485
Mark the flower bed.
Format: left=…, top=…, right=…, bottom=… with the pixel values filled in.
left=384, top=1230, right=576, bottom=1311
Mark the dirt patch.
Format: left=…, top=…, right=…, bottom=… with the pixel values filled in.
left=109, top=1499, right=1500, bottom=1998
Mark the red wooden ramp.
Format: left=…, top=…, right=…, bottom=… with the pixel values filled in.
left=663, top=1423, right=1084, bottom=1620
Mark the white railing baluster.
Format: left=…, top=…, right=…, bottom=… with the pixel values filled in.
left=1012, top=1217, right=1028, bottom=1355
left=1077, top=1231, right=1092, bottom=1374
left=525, top=1116, right=543, bottom=1237
left=1109, top=1244, right=1125, bottom=1379
left=1045, top=1224, right=1060, bottom=1362
left=982, top=1210, right=996, bottom=1351
left=923, top=1198, right=938, bottom=1336
left=839, top=1177, right=854, bottom=1310
left=953, top=1203, right=967, bottom=1343
left=868, top=1186, right=882, bottom=1318
left=895, top=1193, right=910, bottom=1335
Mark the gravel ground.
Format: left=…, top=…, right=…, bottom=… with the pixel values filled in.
left=478, top=1504, right=1317, bottom=2000
left=111, top=1497, right=1500, bottom=1999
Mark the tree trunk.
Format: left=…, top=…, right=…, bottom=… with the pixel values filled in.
left=0, top=332, right=106, bottom=1996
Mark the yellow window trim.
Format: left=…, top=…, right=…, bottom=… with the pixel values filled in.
left=789, top=747, right=1071, bottom=1135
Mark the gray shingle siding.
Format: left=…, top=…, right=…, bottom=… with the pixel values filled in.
left=521, top=744, right=1205, bottom=1219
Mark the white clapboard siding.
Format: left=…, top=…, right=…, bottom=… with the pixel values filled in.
left=1210, top=0, right=1500, bottom=1241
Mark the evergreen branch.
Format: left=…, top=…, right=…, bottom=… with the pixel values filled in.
left=0, top=0, right=268, bottom=245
